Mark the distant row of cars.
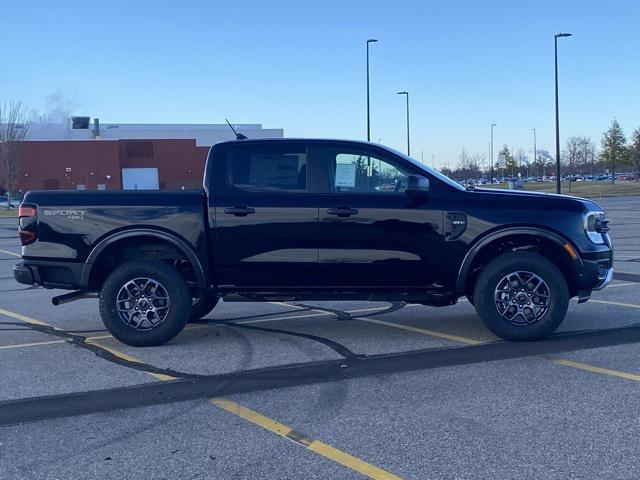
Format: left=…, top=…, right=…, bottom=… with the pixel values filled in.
left=459, top=172, right=636, bottom=186
left=564, top=173, right=635, bottom=182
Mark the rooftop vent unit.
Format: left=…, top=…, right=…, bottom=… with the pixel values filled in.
left=70, top=116, right=90, bottom=129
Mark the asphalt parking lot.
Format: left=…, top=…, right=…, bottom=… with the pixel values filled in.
left=1, top=196, right=640, bottom=480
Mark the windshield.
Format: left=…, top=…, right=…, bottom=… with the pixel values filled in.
left=378, top=144, right=466, bottom=191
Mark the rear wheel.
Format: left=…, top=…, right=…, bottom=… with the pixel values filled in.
left=473, top=251, right=569, bottom=341
left=99, top=259, right=191, bottom=346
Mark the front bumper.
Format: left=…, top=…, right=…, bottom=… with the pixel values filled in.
left=573, top=233, right=613, bottom=301
left=593, top=267, right=613, bottom=291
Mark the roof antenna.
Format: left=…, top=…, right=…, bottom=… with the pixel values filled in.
left=225, top=119, right=247, bottom=140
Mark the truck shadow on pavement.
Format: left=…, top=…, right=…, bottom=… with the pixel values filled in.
left=3, top=300, right=640, bottom=426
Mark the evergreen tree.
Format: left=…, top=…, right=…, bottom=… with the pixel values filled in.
left=631, top=127, right=640, bottom=182
left=498, top=145, right=517, bottom=179
left=599, top=119, right=630, bottom=184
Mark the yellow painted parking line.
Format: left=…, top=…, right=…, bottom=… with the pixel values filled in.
left=0, top=334, right=114, bottom=351
left=84, top=338, right=177, bottom=382
left=590, top=299, right=640, bottom=309
left=0, top=317, right=222, bottom=352
left=0, top=305, right=177, bottom=381
left=551, top=358, right=640, bottom=382
left=0, top=248, right=20, bottom=258
left=357, top=317, right=482, bottom=345
left=3, top=298, right=640, bottom=395
left=211, top=398, right=401, bottom=480
left=83, top=333, right=115, bottom=341
left=365, top=310, right=640, bottom=385
left=0, top=306, right=55, bottom=327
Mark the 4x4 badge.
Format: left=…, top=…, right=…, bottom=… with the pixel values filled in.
left=445, top=212, right=467, bottom=241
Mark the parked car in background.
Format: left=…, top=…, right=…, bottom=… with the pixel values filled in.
left=616, top=173, right=635, bottom=181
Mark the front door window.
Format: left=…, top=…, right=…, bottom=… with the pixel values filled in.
left=329, top=151, right=411, bottom=194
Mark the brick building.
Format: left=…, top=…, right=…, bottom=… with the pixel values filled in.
left=11, top=119, right=283, bottom=192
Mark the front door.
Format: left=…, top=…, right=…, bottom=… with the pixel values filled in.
left=211, top=141, right=318, bottom=288
left=315, top=144, right=443, bottom=289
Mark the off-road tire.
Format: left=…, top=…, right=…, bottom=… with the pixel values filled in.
left=473, top=251, right=569, bottom=341
left=99, top=259, right=191, bottom=346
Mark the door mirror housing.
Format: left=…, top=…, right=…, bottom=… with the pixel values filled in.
left=405, top=175, right=430, bottom=198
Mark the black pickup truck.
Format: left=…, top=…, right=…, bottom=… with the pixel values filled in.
left=14, top=138, right=613, bottom=346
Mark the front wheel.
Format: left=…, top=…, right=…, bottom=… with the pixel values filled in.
left=473, top=252, right=569, bottom=341
left=99, top=259, right=192, bottom=346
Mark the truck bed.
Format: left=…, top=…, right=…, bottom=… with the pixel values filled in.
left=18, top=190, right=208, bottom=289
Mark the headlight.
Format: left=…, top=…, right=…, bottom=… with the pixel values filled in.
left=583, top=211, right=609, bottom=244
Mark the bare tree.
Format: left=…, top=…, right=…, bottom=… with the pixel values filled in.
left=578, top=136, right=596, bottom=178
left=534, top=149, right=554, bottom=180
left=533, top=150, right=545, bottom=180
left=0, top=102, right=29, bottom=208
left=563, top=137, right=581, bottom=192
left=470, top=153, right=486, bottom=179
left=455, top=149, right=482, bottom=181
left=514, top=148, right=528, bottom=177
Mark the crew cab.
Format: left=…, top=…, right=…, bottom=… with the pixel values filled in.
left=14, top=139, right=613, bottom=346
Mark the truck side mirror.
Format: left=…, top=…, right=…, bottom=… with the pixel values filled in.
left=405, top=175, right=430, bottom=198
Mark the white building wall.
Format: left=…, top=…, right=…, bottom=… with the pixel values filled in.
left=26, top=121, right=284, bottom=146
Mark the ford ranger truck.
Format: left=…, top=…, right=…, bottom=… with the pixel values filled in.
left=14, top=139, right=613, bottom=346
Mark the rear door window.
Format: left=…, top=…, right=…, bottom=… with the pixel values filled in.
left=227, top=144, right=308, bottom=193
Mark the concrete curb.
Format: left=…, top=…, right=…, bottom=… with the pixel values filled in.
left=614, top=272, right=640, bottom=283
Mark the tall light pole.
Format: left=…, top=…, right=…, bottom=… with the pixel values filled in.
left=532, top=128, right=537, bottom=180
left=397, top=91, right=410, bottom=155
left=554, top=32, right=572, bottom=194
left=366, top=38, right=378, bottom=142
left=490, top=123, right=497, bottom=183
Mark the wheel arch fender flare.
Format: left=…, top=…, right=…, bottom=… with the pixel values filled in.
left=81, top=228, right=208, bottom=290
left=455, top=227, right=583, bottom=295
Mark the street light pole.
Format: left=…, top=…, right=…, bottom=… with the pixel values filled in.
left=554, top=32, right=572, bottom=194
left=532, top=128, right=537, bottom=180
left=490, top=123, right=497, bottom=183
left=397, top=91, right=410, bottom=155
left=366, top=39, right=378, bottom=142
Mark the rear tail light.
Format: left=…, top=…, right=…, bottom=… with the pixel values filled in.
left=18, top=204, right=37, bottom=246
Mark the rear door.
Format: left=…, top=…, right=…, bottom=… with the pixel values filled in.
left=210, top=141, right=319, bottom=288
left=315, top=143, right=444, bottom=288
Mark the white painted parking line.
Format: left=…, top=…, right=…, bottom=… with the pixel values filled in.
left=590, top=299, right=640, bottom=309
left=0, top=248, right=20, bottom=258
left=604, top=282, right=638, bottom=288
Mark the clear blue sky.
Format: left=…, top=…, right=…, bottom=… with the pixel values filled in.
left=4, top=0, right=639, bottom=169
